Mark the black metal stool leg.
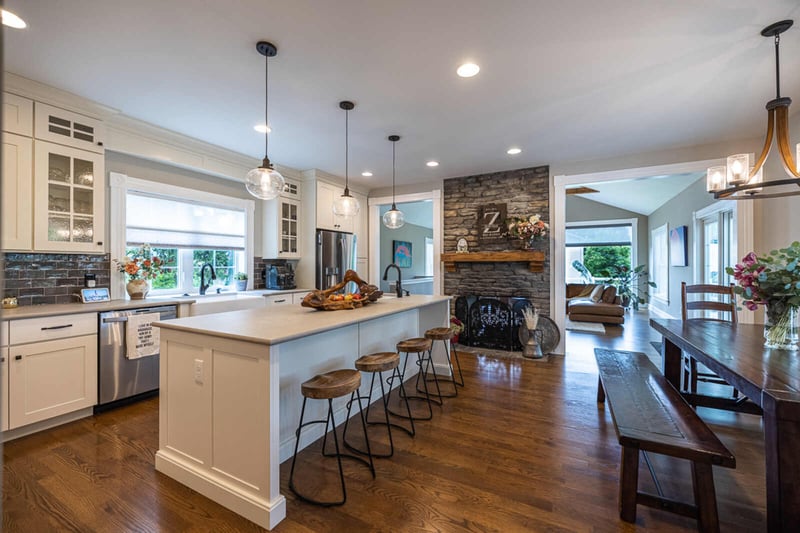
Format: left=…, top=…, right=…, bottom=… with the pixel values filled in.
left=422, top=339, right=459, bottom=397
left=387, top=351, right=434, bottom=421
left=416, top=349, right=444, bottom=406
left=344, top=371, right=394, bottom=458
left=451, top=341, right=465, bottom=387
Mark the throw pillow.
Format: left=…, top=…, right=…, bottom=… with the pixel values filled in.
left=601, top=285, right=618, bottom=304
left=589, top=285, right=605, bottom=302
left=577, top=285, right=596, bottom=297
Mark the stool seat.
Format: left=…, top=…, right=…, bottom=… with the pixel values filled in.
left=397, top=337, right=432, bottom=353
left=302, top=369, right=361, bottom=399
left=355, top=352, right=400, bottom=373
left=425, top=327, right=454, bottom=341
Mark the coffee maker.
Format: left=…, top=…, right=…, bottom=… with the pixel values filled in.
left=265, top=264, right=296, bottom=290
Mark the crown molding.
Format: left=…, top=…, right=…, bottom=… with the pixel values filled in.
left=4, top=72, right=118, bottom=119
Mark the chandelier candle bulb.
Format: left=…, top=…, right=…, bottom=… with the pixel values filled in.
left=726, top=154, right=750, bottom=186
left=707, top=166, right=725, bottom=192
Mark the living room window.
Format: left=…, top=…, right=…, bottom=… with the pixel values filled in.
left=565, top=221, right=636, bottom=282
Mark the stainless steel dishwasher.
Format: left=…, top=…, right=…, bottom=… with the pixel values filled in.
left=97, top=304, right=177, bottom=409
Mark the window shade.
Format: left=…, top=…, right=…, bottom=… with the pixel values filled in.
left=126, top=193, right=246, bottom=249
left=565, top=225, right=632, bottom=247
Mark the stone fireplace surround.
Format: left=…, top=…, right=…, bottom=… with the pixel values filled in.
left=442, top=165, right=551, bottom=349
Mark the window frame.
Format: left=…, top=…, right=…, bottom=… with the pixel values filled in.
left=109, top=172, right=255, bottom=300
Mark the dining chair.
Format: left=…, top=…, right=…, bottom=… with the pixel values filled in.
left=680, top=282, right=739, bottom=399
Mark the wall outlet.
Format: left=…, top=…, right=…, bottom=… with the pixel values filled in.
left=193, top=358, right=204, bottom=384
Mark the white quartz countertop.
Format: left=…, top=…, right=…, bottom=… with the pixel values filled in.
left=0, top=298, right=191, bottom=320
left=154, top=294, right=450, bottom=345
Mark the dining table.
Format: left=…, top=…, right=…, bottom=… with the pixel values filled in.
left=650, top=318, right=800, bottom=533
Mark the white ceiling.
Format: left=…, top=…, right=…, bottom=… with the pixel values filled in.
left=568, top=172, right=705, bottom=215
left=4, top=1, right=800, bottom=193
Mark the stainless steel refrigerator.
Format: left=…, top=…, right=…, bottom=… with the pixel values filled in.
left=316, top=229, right=357, bottom=290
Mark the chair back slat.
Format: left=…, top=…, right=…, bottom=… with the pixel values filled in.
left=681, top=282, right=737, bottom=323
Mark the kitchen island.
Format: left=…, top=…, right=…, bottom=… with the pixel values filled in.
left=153, top=294, right=450, bottom=530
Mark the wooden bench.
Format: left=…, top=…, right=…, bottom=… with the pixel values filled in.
left=594, top=348, right=735, bottom=533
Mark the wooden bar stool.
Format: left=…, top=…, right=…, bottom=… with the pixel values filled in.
left=388, top=337, right=441, bottom=421
left=344, top=352, right=414, bottom=458
left=423, top=326, right=464, bottom=398
left=288, top=369, right=375, bottom=507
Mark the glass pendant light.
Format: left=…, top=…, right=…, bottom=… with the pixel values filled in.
left=383, top=135, right=405, bottom=229
left=332, top=101, right=360, bottom=218
left=245, top=41, right=285, bottom=200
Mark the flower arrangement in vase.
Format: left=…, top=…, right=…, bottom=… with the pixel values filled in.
left=504, top=214, right=549, bottom=249
left=727, top=242, right=800, bottom=349
left=114, top=244, right=164, bottom=299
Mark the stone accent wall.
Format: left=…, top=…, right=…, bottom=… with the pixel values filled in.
left=2, top=253, right=111, bottom=306
left=443, top=166, right=550, bottom=315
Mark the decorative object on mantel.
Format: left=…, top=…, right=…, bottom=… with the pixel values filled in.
left=114, top=244, right=164, bottom=300
left=727, top=243, right=800, bottom=350
left=504, top=213, right=549, bottom=249
left=301, top=270, right=383, bottom=310
left=245, top=41, right=286, bottom=200
left=441, top=250, right=545, bottom=272
left=332, top=101, right=361, bottom=218
left=478, top=204, right=507, bottom=243
left=706, top=20, right=800, bottom=200
left=382, top=135, right=405, bottom=229
left=456, top=238, right=469, bottom=253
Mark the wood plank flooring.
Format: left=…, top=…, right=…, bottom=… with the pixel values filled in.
left=3, top=310, right=767, bottom=531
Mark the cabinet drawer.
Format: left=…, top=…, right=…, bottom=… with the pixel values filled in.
left=264, top=295, right=292, bottom=305
left=292, top=292, right=308, bottom=305
left=1, top=321, right=8, bottom=347
left=10, top=313, right=97, bottom=345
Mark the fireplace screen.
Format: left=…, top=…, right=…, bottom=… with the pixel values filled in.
left=455, top=296, right=532, bottom=351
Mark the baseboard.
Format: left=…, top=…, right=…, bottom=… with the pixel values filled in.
left=155, top=450, right=286, bottom=530
left=3, top=407, right=94, bottom=443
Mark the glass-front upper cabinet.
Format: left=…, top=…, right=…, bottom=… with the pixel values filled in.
left=33, top=140, right=105, bottom=252
left=263, top=197, right=301, bottom=259
left=281, top=199, right=299, bottom=255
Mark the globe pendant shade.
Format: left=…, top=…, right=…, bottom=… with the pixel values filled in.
left=383, top=208, right=405, bottom=229
left=245, top=166, right=285, bottom=200
left=333, top=193, right=360, bottom=217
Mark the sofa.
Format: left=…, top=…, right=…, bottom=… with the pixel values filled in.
left=566, top=283, right=625, bottom=325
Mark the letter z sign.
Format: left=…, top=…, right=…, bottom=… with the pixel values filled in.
left=479, top=203, right=507, bottom=243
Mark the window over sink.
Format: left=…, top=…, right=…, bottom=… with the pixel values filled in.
left=109, top=173, right=255, bottom=299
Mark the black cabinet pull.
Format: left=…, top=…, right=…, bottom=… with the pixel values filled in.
left=15, top=355, right=22, bottom=361
left=273, top=299, right=286, bottom=303
left=1, top=357, right=5, bottom=362
left=41, top=324, right=73, bottom=331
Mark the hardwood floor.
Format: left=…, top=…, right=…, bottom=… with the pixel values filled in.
left=3, top=310, right=766, bottom=532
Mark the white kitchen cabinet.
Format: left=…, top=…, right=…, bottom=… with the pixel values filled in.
left=316, top=180, right=354, bottom=233
left=1, top=347, right=8, bottom=432
left=33, top=102, right=104, bottom=153
left=356, top=257, right=369, bottom=280
left=33, top=140, right=105, bottom=252
left=292, top=292, right=307, bottom=305
left=8, top=313, right=98, bottom=430
left=2, top=92, right=33, bottom=136
left=263, top=197, right=301, bottom=259
left=352, top=190, right=368, bottom=256
left=2, top=132, right=33, bottom=250
left=2, top=321, right=8, bottom=432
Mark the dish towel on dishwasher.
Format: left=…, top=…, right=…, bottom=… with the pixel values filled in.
left=126, top=312, right=160, bottom=359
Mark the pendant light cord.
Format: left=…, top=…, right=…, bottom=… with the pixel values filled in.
left=264, top=54, right=270, bottom=162
left=345, top=108, right=349, bottom=192
left=775, top=33, right=781, bottom=99
left=392, top=141, right=397, bottom=209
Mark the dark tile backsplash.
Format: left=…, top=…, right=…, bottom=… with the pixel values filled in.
left=2, top=253, right=111, bottom=306
left=253, top=257, right=295, bottom=290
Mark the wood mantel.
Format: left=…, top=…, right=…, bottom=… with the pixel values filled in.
left=440, top=251, right=545, bottom=272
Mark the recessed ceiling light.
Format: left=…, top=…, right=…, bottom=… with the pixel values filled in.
left=426, top=161, right=439, bottom=167
left=507, top=147, right=522, bottom=155
left=456, top=63, right=480, bottom=78
left=2, top=9, right=26, bottom=29
left=361, top=171, right=373, bottom=177
left=254, top=124, right=271, bottom=133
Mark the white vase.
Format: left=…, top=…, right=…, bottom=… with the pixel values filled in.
left=126, top=279, right=150, bottom=300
